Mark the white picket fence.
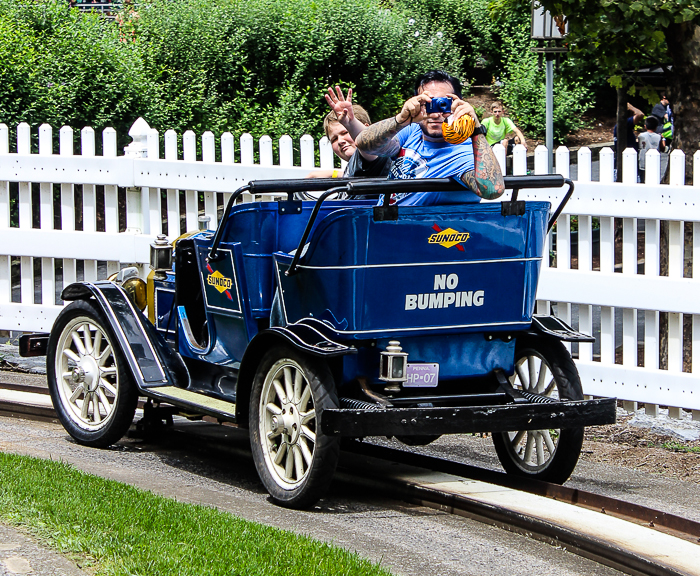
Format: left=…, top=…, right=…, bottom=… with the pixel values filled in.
left=1, top=118, right=699, bottom=420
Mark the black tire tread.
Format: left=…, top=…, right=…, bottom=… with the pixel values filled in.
left=492, top=335, right=584, bottom=484
left=47, top=299, right=138, bottom=448
left=249, top=345, right=340, bottom=509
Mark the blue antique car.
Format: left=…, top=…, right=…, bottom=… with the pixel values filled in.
left=21, top=176, right=616, bottom=508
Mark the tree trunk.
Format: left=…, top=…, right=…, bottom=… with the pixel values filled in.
left=665, top=22, right=700, bottom=182
left=616, top=87, right=627, bottom=182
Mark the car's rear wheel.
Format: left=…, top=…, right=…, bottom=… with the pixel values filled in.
left=47, top=299, right=138, bottom=448
left=492, top=335, right=584, bottom=484
left=249, top=346, right=340, bottom=509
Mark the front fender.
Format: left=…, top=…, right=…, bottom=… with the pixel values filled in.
left=61, top=281, right=190, bottom=391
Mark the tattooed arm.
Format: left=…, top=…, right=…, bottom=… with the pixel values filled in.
left=461, top=131, right=505, bottom=200
left=356, top=93, right=431, bottom=157
left=354, top=117, right=404, bottom=157
left=445, top=96, right=505, bottom=199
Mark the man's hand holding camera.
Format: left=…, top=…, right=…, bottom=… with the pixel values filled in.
left=394, top=92, right=480, bottom=130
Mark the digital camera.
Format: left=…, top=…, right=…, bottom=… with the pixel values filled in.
left=425, top=97, right=453, bottom=115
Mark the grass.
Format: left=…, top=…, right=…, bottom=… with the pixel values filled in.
left=660, top=441, right=700, bottom=454
left=0, top=452, right=392, bottom=576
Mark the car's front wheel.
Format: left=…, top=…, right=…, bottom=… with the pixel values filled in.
left=47, top=299, right=138, bottom=448
left=249, top=346, right=340, bottom=509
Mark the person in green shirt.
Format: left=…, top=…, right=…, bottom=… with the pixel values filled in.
left=482, top=101, right=527, bottom=155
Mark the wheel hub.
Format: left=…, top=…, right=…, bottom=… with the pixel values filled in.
left=277, top=403, right=301, bottom=444
left=77, top=355, right=100, bottom=392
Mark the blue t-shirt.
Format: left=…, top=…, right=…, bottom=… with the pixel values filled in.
left=385, top=124, right=479, bottom=206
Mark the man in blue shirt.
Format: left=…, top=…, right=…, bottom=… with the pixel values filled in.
left=355, top=70, right=505, bottom=205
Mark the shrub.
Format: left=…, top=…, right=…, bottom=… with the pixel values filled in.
left=0, top=0, right=148, bottom=152
left=134, top=0, right=465, bottom=150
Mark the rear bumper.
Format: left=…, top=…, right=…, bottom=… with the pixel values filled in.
left=320, top=397, right=617, bottom=437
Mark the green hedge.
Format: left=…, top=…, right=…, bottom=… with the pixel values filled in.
left=0, top=0, right=595, bottom=154
left=0, top=0, right=462, bottom=155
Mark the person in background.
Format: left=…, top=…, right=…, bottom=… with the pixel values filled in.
left=309, top=87, right=391, bottom=180
left=650, top=94, right=670, bottom=131
left=638, top=116, right=666, bottom=183
left=614, top=102, right=645, bottom=152
left=481, top=101, right=527, bottom=154
left=651, top=94, right=674, bottom=146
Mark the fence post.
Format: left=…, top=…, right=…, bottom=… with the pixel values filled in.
left=0, top=124, right=10, bottom=305
left=644, top=196, right=660, bottom=416
left=533, top=145, right=549, bottom=315
left=493, top=143, right=506, bottom=175
left=319, top=136, right=334, bottom=169
left=164, top=130, right=179, bottom=237
left=555, top=146, right=570, bottom=179
left=279, top=135, right=293, bottom=168
left=645, top=149, right=660, bottom=185
left=669, top=150, right=685, bottom=186
left=512, top=144, right=527, bottom=175
left=599, top=147, right=614, bottom=183
left=80, top=127, right=97, bottom=281
left=668, top=212, right=684, bottom=419
left=259, top=135, right=273, bottom=166
left=202, top=131, right=217, bottom=228
left=622, top=148, right=637, bottom=183
left=146, top=128, right=159, bottom=160
left=221, top=132, right=235, bottom=164
left=577, top=146, right=593, bottom=362
left=553, top=146, right=571, bottom=346
left=300, top=135, right=315, bottom=169
left=59, top=126, right=76, bottom=292
left=183, top=130, right=198, bottom=232
left=240, top=133, right=254, bottom=165
left=533, top=145, right=548, bottom=175
left=694, top=151, right=700, bottom=186
left=577, top=147, right=591, bottom=182
left=0, top=123, right=7, bottom=155
left=38, top=124, right=54, bottom=230
left=17, top=124, right=31, bottom=236
left=124, top=119, right=151, bottom=236
left=220, top=132, right=235, bottom=208
left=38, top=125, right=55, bottom=305
left=104, top=128, right=119, bottom=236
left=15, top=131, right=32, bottom=303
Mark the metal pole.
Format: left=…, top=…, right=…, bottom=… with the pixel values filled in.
left=545, top=53, right=554, bottom=173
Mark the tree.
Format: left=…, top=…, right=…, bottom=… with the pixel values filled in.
left=534, top=0, right=700, bottom=178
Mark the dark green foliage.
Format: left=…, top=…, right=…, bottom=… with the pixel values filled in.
left=135, top=0, right=463, bottom=149
left=389, top=0, right=526, bottom=85
left=386, top=0, right=595, bottom=140
left=0, top=0, right=597, bottom=152
left=0, top=0, right=462, bottom=155
left=0, top=0, right=147, bottom=152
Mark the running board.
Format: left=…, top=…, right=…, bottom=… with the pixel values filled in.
left=145, top=386, right=238, bottom=423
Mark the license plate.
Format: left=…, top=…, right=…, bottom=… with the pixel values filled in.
left=404, top=363, right=439, bottom=387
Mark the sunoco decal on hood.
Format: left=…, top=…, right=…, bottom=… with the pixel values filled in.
left=428, top=223, right=469, bottom=251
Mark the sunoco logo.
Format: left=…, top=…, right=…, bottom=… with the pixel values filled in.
left=428, top=224, right=469, bottom=251
left=205, top=264, right=234, bottom=301
left=207, top=270, right=232, bottom=291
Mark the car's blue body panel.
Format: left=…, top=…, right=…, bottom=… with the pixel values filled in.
left=151, top=199, right=549, bottom=391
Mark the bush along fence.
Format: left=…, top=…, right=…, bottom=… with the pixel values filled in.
left=1, top=118, right=699, bottom=421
